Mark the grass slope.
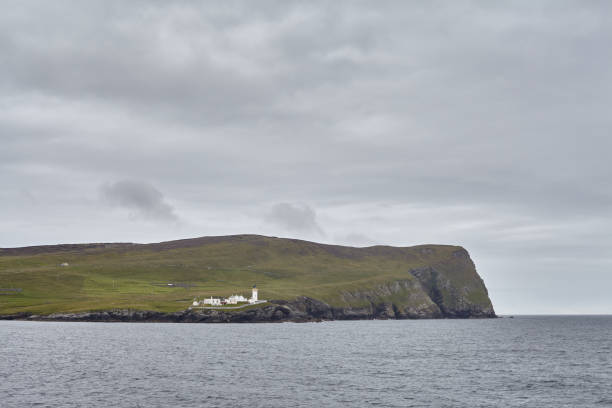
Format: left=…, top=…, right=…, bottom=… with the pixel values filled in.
left=0, top=235, right=490, bottom=315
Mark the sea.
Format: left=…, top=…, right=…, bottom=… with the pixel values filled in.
left=1, top=316, right=611, bottom=407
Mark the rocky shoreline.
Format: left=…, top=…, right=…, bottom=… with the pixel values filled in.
left=0, top=296, right=496, bottom=323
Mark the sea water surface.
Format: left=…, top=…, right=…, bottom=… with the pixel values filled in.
left=1, top=316, right=611, bottom=407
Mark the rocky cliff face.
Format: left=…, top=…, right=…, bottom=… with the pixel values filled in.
left=338, top=279, right=442, bottom=319
left=405, top=248, right=496, bottom=318
left=297, top=246, right=497, bottom=320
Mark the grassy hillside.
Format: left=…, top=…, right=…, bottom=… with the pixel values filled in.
left=0, top=235, right=493, bottom=316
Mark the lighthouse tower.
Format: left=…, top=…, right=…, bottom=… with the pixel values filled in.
left=251, top=284, right=258, bottom=303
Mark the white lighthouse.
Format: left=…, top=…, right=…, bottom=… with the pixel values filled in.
left=250, top=284, right=258, bottom=303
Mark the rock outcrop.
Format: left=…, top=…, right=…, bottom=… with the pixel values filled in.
left=2, top=289, right=495, bottom=323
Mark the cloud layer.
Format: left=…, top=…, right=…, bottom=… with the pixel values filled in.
left=265, top=203, right=324, bottom=235
left=101, top=180, right=177, bottom=222
left=1, top=1, right=611, bottom=313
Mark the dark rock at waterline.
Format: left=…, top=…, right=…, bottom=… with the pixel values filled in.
left=1, top=295, right=496, bottom=323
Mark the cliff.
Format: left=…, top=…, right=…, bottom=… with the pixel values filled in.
left=0, top=234, right=495, bottom=321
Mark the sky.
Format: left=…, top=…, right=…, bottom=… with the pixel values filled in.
left=2, top=1, right=611, bottom=314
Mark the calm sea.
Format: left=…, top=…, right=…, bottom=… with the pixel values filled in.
left=1, top=316, right=611, bottom=407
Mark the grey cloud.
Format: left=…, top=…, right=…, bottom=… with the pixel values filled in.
left=265, top=203, right=324, bottom=235
left=100, top=180, right=177, bottom=222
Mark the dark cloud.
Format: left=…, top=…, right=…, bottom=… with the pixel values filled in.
left=100, top=180, right=177, bottom=222
left=265, top=203, right=324, bottom=235
left=1, top=1, right=611, bottom=313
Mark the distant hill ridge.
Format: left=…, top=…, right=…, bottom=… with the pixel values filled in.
left=0, top=234, right=496, bottom=321
left=1, top=234, right=458, bottom=255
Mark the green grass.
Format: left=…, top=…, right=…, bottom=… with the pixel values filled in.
left=0, top=235, right=492, bottom=315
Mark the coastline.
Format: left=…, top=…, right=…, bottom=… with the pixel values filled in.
left=0, top=297, right=497, bottom=323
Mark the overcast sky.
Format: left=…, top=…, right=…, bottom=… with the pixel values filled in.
left=2, top=1, right=611, bottom=314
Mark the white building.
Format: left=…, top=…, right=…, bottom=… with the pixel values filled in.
left=249, top=285, right=258, bottom=303
left=202, top=297, right=221, bottom=306
left=227, top=294, right=248, bottom=304
left=193, top=285, right=263, bottom=307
